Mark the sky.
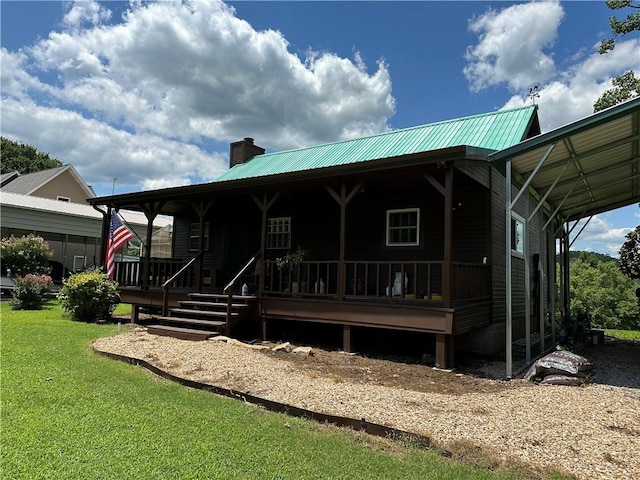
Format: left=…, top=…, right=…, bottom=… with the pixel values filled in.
left=1, top=0, right=639, bottom=256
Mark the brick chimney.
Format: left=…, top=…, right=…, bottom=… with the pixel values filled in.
left=229, top=137, right=265, bottom=168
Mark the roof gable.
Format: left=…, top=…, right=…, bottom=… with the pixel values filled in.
left=1, top=165, right=95, bottom=200
left=215, top=105, right=538, bottom=183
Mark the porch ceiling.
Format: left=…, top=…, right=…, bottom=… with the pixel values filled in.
left=489, top=97, right=640, bottom=223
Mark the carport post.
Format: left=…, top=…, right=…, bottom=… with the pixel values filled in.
left=505, top=160, right=513, bottom=379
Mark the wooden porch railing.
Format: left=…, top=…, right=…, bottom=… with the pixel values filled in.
left=115, top=256, right=490, bottom=306
left=264, top=260, right=339, bottom=295
left=453, top=262, right=491, bottom=301
left=263, top=259, right=490, bottom=303
left=114, top=258, right=197, bottom=288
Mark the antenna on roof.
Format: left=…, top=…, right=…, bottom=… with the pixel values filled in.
left=528, top=85, right=540, bottom=105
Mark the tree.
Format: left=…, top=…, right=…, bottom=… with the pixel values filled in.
left=570, top=252, right=639, bottom=330
left=619, top=226, right=640, bottom=281
left=0, top=137, right=62, bottom=174
left=594, top=0, right=640, bottom=112
left=593, top=71, right=640, bottom=112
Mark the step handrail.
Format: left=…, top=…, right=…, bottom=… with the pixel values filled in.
left=162, top=252, right=204, bottom=316
left=223, top=250, right=261, bottom=294
left=223, top=250, right=261, bottom=335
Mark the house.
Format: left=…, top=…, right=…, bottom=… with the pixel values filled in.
left=86, top=98, right=640, bottom=373
left=1, top=164, right=96, bottom=203
left=87, top=105, right=560, bottom=368
left=0, top=165, right=171, bottom=280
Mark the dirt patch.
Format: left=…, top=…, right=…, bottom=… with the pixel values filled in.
left=262, top=345, right=516, bottom=395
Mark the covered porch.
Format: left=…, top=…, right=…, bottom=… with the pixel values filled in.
left=100, top=153, right=495, bottom=368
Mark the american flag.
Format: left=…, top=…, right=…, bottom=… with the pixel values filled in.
left=106, top=213, right=134, bottom=279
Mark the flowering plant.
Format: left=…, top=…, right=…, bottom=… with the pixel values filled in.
left=11, top=274, right=53, bottom=310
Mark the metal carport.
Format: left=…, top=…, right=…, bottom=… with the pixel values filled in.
left=489, top=97, right=640, bottom=377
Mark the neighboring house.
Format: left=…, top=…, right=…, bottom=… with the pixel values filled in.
left=0, top=165, right=171, bottom=281
left=1, top=165, right=96, bottom=203
left=87, top=99, right=640, bottom=369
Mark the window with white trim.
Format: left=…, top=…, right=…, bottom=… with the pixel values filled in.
left=189, top=222, right=210, bottom=251
left=511, top=218, right=524, bottom=253
left=386, top=208, right=420, bottom=246
left=267, top=217, right=291, bottom=249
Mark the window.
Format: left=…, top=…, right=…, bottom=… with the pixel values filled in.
left=189, top=222, right=210, bottom=251
left=267, top=217, right=291, bottom=249
left=57, top=196, right=70, bottom=202
left=386, top=208, right=420, bottom=246
left=73, top=256, right=85, bottom=272
left=511, top=218, right=524, bottom=253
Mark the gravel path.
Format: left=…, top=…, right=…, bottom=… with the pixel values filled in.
left=93, top=329, right=640, bottom=480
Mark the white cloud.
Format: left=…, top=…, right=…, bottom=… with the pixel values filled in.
left=464, top=1, right=564, bottom=92
left=62, top=0, right=111, bottom=31
left=570, top=214, right=636, bottom=257
left=24, top=0, right=394, bottom=147
left=0, top=98, right=224, bottom=194
left=2, top=0, right=395, bottom=194
left=500, top=38, right=640, bottom=131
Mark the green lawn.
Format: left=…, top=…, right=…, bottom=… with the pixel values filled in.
left=1, top=301, right=562, bottom=480
left=604, top=328, right=640, bottom=342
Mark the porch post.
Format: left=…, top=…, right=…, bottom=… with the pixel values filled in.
left=325, top=182, right=364, bottom=300
left=97, top=206, right=111, bottom=269
left=251, top=191, right=280, bottom=296
left=435, top=334, right=454, bottom=369
left=191, top=200, right=215, bottom=292
left=443, top=165, right=453, bottom=308
left=139, top=201, right=164, bottom=289
left=252, top=192, right=281, bottom=340
left=343, top=325, right=352, bottom=353
left=505, top=160, right=513, bottom=379
left=338, top=184, right=347, bottom=299
left=562, top=225, right=571, bottom=327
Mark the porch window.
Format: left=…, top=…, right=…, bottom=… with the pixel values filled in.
left=267, top=217, right=291, bottom=249
left=189, top=222, right=210, bottom=251
left=386, top=208, right=420, bottom=246
left=511, top=218, right=524, bottom=253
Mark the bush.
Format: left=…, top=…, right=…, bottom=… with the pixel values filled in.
left=58, top=271, right=119, bottom=322
left=1, top=234, right=52, bottom=277
left=11, top=274, right=53, bottom=310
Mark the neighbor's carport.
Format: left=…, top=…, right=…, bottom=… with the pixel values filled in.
left=489, top=97, right=640, bottom=378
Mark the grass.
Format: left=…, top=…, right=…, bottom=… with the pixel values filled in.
left=1, top=301, right=565, bottom=480
left=604, top=329, right=640, bottom=342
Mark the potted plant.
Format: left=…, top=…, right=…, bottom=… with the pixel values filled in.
left=275, top=247, right=309, bottom=293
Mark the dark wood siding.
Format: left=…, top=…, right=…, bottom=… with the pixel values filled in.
left=455, top=160, right=491, bottom=188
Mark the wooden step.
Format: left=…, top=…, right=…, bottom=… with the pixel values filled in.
left=153, top=316, right=227, bottom=328
left=169, top=308, right=237, bottom=318
left=147, top=325, right=219, bottom=341
left=178, top=300, right=250, bottom=309
left=188, top=293, right=257, bottom=302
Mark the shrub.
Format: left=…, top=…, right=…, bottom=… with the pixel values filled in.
left=59, top=271, right=119, bottom=322
left=10, top=274, right=53, bottom=310
left=1, top=234, right=52, bottom=277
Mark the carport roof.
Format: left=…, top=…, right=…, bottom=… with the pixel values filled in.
left=489, top=97, right=640, bottom=223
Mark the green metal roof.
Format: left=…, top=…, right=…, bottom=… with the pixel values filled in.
left=215, top=105, right=538, bottom=183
